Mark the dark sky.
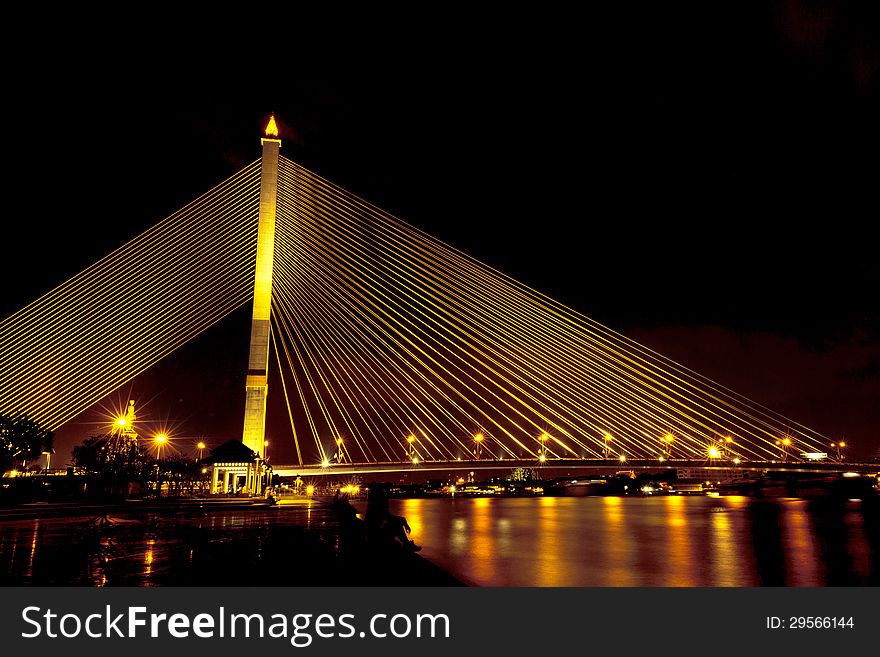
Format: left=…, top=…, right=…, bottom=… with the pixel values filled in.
left=2, top=2, right=878, bottom=461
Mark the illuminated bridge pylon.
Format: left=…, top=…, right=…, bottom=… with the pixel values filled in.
left=0, top=117, right=840, bottom=473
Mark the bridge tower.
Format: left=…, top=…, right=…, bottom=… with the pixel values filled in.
left=241, top=115, right=281, bottom=474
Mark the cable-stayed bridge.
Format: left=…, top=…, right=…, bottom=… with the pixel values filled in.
left=0, top=117, right=866, bottom=486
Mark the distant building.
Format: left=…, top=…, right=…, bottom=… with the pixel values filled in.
left=676, top=467, right=741, bottom=483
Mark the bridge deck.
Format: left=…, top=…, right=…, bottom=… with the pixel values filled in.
left=272, top=458, right=876, bottom=478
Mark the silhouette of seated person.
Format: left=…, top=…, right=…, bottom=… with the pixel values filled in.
left=331, top=490, right=366, bottom=557
left=364, top=486, right=421, bottom=552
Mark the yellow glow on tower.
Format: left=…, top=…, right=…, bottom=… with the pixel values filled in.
left=242, top=116, right=281, bottom=464
left=265, top=114, right=279, bottom=137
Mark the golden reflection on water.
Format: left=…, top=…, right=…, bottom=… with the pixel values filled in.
left=536, top=496, right=566, bottom=586
left=709, top=501, right=738, bottom=586
left=468, top=497, right=496, bottom=583
left=602, top=497, right=636, bottom=586
left=449, top=516, right=468, bottom=556
left=718, top=496, right=757, bottom=586
left=781, top=500, right=820, bottom=586
left=144, top=539, right=154, bottom=578
left=495, top=517, right=513, bottom=560
left=401, top=498, right=423, bottom=537
left=663, top=495, right=695, bottom=586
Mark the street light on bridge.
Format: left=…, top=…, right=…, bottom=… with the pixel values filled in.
left=474, top=432, right=484, bottom=460
left=603, top=432, right=613, bottom=459
left=538, top=432, right=550, bottom=462
left=661, top=433, right=674, bottom=458
left=196, top=441, right=206, bottom=460
left=407, top=434, right=417, bottom=461
left=776, top=436, right=792, bottom=460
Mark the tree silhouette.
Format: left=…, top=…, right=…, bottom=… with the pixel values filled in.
left=0, top=413, right=53, bottom=473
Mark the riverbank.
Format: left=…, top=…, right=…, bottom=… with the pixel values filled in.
left=0, top=499, right=463, bottom=586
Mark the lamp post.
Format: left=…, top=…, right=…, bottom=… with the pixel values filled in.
left=41, top=449, right=54, bottom=472
left=407, top=434, right=416, bottom=462
left=661, top=433, right=674, bottom=459
left=603, top=432, right=612, bottom=459
left=722, top=435, right=734, bottom=460
left=538, top=432, right=549, bottom=462
left=197, top=441, right=206, bottom=461
left=776, top=436, right=792, bottom=461
left=152, top=434, right=166, bottom=498
left=474, top=432, right=484, bottom=460
left=335, top=437, right=345, bottom=464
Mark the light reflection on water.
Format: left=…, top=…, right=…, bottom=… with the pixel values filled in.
left=781, top=500, right=819, bottom=586
left=0, top=506, right=339, bottom=586
left=390, top=496, right=880, bottom=587
left=2, top=497, right=878, bottom=586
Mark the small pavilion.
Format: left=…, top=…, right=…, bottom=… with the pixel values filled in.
left=204, top=440, right=271, bottom=495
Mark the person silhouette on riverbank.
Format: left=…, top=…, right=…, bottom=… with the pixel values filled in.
left=331, top=490, right=366, bottom=559
left=365, top=486, right=421, bottom=551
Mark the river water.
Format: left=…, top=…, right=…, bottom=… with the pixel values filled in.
left=388, top=496, right=880, bottom=586
left=1, top=496, right=878, bottom=586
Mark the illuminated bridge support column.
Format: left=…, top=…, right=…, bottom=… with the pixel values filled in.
left=241, top=116, right=281, bottom=479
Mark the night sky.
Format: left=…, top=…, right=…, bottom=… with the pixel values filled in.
left=2, top=2, right=878, bottom=462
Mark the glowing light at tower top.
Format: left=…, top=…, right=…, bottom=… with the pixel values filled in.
left=265, top=114, right=279, bottom=137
